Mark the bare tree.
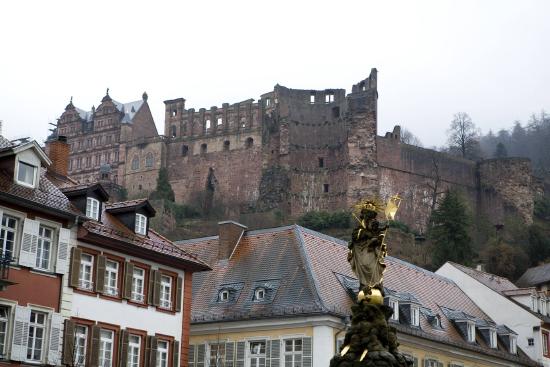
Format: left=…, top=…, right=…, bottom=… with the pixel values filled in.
left=400, top=127, right=423, bottom=147
left=447, top=112, right=480, bottom=159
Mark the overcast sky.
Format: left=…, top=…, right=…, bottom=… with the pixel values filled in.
left=1, top=0, right=549, bottom=148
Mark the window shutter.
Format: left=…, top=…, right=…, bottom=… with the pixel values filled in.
left=123, top=262, right=134, bottom=299
left=196, top=344, right=206, bottom=367
left=95, top=255, right=106, bottom=293
left=269, top=339, right=280, bottom=367
left=302, top=337, right=312, bottom=367
left=62, top=319, right=76, bottom=365
left=236, top=341, right=245, bottom=367
left=172, top=340, right=180, bottom=367
left=55, top=227, right=71, bottom=274
left=119, top=329, right=129, bottom=367
left=188, top=344, right=196, bottom=367
left=10, top=305, right=30, bottom=361
left=225, top=341, right=235, bottom=367
left=148, top=270, right=157, bottom=305
left=48, top=313, right=64, bottom=365
left=69, top=247, right=82, bottom=288
left=90, top=325, right=101, bottom=367
left=175, top=276, right=183, bottom=312
left=144, top=335, right=151, bottom=367
left=153, top=271, right=161, bottom=306
left=414, top=357, right=418, bottom=367
left=19, top=218, right=39, bottom=268
left=148, top=335, right=158, bottom=367
left=265, top=340, right=271, bottom=365
left=423, top=360, right=428, bottom=367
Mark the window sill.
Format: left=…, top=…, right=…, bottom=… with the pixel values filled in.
left=73, top=287, right=97, bottom=297
left=29, top=268, right=57, bottom=278
left=99, top=293, right=123, bottom=303
left=127, top=299, right=149, bottom=309
left=156, top=306, right=176, bottom=315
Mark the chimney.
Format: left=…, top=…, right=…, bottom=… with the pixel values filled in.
left=218, top=221, right=247, bottom=260
left=47, top=136, right=70, bottom=176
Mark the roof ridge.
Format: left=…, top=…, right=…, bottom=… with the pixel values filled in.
left=449, top=261, right=513, bottom=283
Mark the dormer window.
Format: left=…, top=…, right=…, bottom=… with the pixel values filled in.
left=254, top=287, right=266, bottom=301
left=16, top=161, right=37, bottom=187
left=219, top=290, right=229, bottom=302
left=510, top=335, right=517, bottom=354
left=135, top=214, right=147, bottom=235
left=86, top=198, right=100, bottom=220
left=389, top=299, right=399, bottom=321
left=410, top=306, right=420, bottom=327
left=489, top=329, right=497, bottom=348
left=433, top=315, right=442, bottom=328
left=467, top=322, right=476, bottom=343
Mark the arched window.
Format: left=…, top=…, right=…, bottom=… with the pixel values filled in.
left=131, top=155, right=139, bottom=170
left=145, top=152, right=154, bottom=168
left=181, top=145, right=189, bottom=157
left=223, top=141, right=230, bottom=151
left=170, top=125, right=177, bottom=138
left=245, top=137, right=253, bottom=149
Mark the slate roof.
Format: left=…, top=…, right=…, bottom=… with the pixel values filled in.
left=0, top=135, right=13, bottom=150
left=517, top=263, right=550, bottom=288
left=178, top=225, right=535, bottom=365
left=74, top=99, right=144, bottom=124
left=446, top=262, right=518, bottom=293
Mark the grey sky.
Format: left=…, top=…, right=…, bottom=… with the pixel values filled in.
left=1, top=0, right=549, bottom=148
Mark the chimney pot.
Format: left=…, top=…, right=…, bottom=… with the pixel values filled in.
left=46, top=136, right=70, bottom=176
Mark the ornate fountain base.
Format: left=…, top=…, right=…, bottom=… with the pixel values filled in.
left=330, top=301, right=413, bottom=367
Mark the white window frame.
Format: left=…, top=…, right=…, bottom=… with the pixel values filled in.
left=208, top=342, right=224, bottom=367
left=15, top=161, right=37, bottom=188
left=388, top=299, right=399, bottom=321
left=248, top=340, right=266, bottom=367
left=79, top=253, right=94, bottom=290
left=159, top=275, right=172, bottom=309
left=26, top=310, right=47, bottom=362
left=532, top=295, right=538, bottom=312
left=0, top=305, right=10, bottom=358
left=410, top=306, right=420, bottom=327
left=135, top=214, right=147, bottom=235
left=219, top=289, right=229, bottom=302
left=86, top=198, right=100, bottom=221
left=0, top=214, right=18, bottom=260
left=99, top=329, right=114, bottom=367
left=157, top=340, right=169, bottom=367
left=127, top=334, right=141, bottom=367
left=489, top=329, right=497, bottom=348
left=283, top=338, right=303, bottom=366
left=131, top=267, right=145, bottom=303
left=35, top=225, right=54, bottom=271
left=510, top=335, right=517, bottom=354
left=254, top=287, right=266, bottom=302
left=467, top=322, right=476, bottom=343
left=104, top=260, right=119, bottom=297
left=74, top=324, right=88, bottom=366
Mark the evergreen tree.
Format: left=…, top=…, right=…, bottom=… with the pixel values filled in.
left=428, top=190, right=473, bottom=268
left=493, top=142, right=508, bottom=158
left=150, top=168, right=175, bottom=202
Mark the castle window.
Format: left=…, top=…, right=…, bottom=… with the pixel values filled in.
left=325, top=92, right=334, bottom=103
left=170, top=125, right=177, bottom=138
left=323, top=184, right=329, bottom=193
left=245, top=137, right=253, bottom=149
left=310, top=93, right=315, bottom=104
left=201, top=143, right=207, bottom=154
left=172, top=109, right=177, bottom=117
left=318, top=157, right=324, bottom=168
left=145, top=153, right=154, bottom=168
left=241, top=118, right=246, bottom=128
left=205, top=119, right=211, bottom=130
left=223, top=141, right=230, bottom=151
left=131, top=156, right=139, bottom=170
left=217, top=117, right=223, bottom=126
left=265, top=98, right=271, bottom=107
left=181, top=145, right=189, bottom=157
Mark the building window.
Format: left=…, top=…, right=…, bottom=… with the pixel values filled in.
left=217, top=117, right=223, bottom=126
left=283, top=339, right=303, bottom=366
left=205, top=119, right=211, bottom=130
left=135, top=214, right=147, bottom=235
left=0, top=214, right=17, bottom=259
left=160, top=275, right=172, bottom=309
left=99, top=329, right=114, bottom=367
left=127, top=335, right=141, bottom=367
left=104, top=260, right=119, bottom=296
left=156, top=340, right=169, bottom=367
left=219, top=289, right=229, bottom=302
left=542, top=298, right=548, bottom=315
left=528, top=337, right=535, bottom=346
left=532, top=296, right=538, bottom=312
left=425, top=359, right=439, bottom=367
left=265, top=98, right=271, bottom=107
left=410, top=306, right=420, bottom=327
left=145, top=153, right=154, bottom=168
left=172, top=110, right=177, bottom=117
left=245, top=137, right=254, bottom=149
left=467, top=322, right=476, bottom=343
left=223, top=141, right=230, bottom=151
left=208, top=343, right=224, bottom=367
left=254, top=287, right=266, bottom=301
left=539, top=333, right=546, bottom=355
left=389, top=299, right=399, bottom=321
left=332, top=106, right=340, bottom=118
left=132, top=267, right=145, bottom=303
left=309, top=93, right=315, bottom=104
left=325, top=92, right=335, bottom=103
left=323, top=183, right=329, bottom=193
left=17, top=161, right=36, bottom=187
left=74, top=325, right=88, bottom=366
left=489, top=329, right=497, bottom=348
left=511, top=335, right=517, bottom=354
left=182, top=145, right=189, bottom=157
left=79, top=253, right=94, bottom=290
left=131, top=156, right=139, bottom=171
left=249, top=341, right=266, bottom=367
left=27, top=311, right=46, bottom=362
left=170, top=126, right=177, bottom=138
left=240, top=117, right=246, bottom=128
left=86, top=197, right=100, bottom=220
left=35, top=226, right=53, bottom=270
left=0, top=306, right=9, bottom=357
left=318, top=157, right=324, bottom=167
left=200, top=143, right=207, bottom=154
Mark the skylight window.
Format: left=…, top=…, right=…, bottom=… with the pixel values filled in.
left=254, top=287, right=266, bottom=301
left=16, top=161, right=37, bottom=187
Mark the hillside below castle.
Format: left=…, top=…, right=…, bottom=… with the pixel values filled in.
left=46, top=69, right=539, bottom=235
